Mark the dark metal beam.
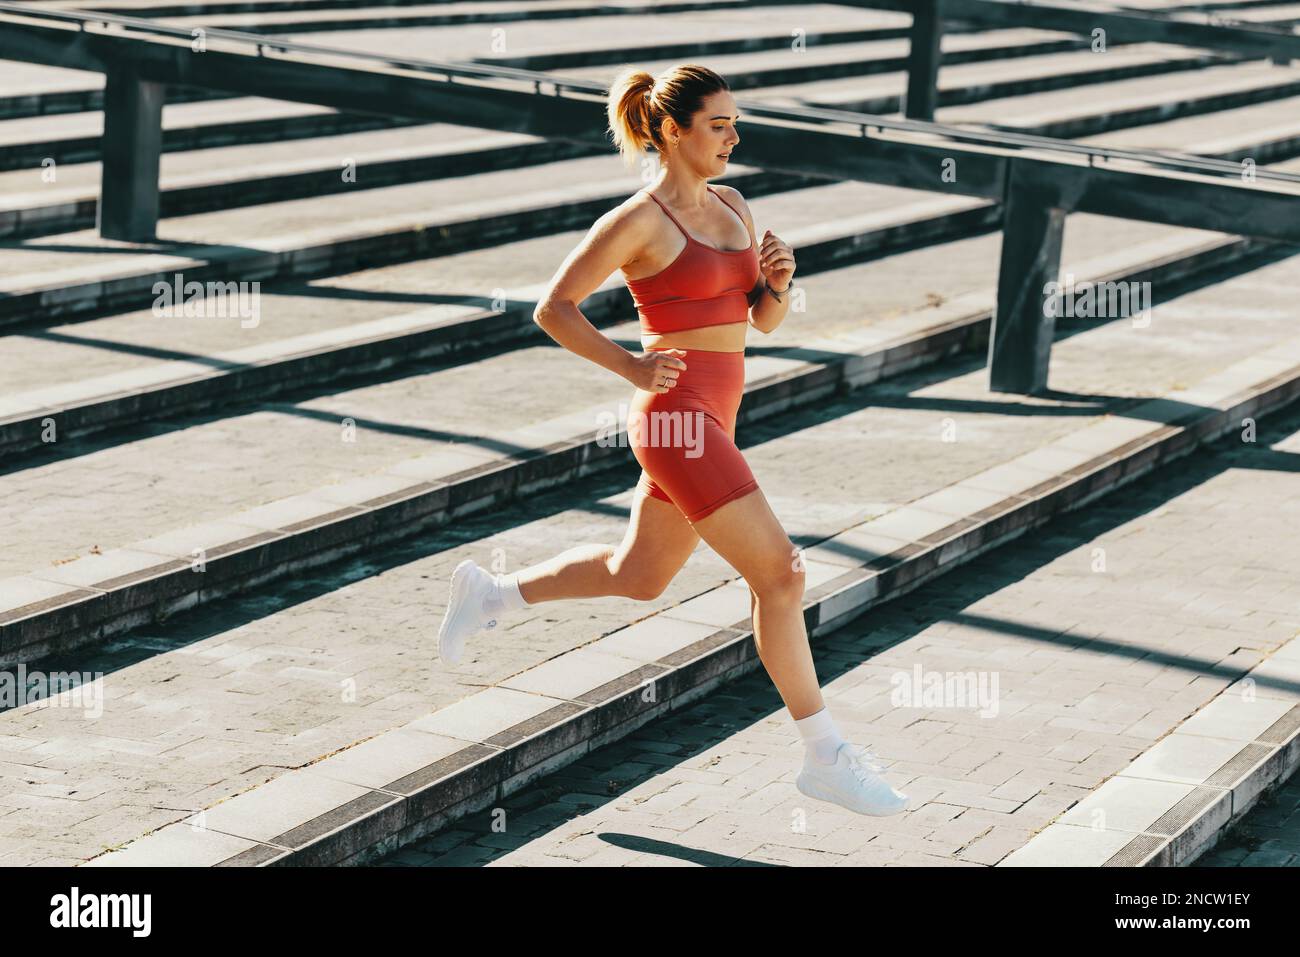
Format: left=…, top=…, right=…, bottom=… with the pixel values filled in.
left=988, top=163, right=1065, bottom=394
left=0, top=4, right=1296, bottom=243
left=738, top=120, right=1300, bottom=243
left=836, top=0, right=1300, bottom=60
left=904, top=0, right=944, bottom=120
left=97, top=64, right=164, bottom=242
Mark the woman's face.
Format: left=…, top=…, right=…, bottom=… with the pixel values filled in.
left=664, top=90, right=741, bottom=176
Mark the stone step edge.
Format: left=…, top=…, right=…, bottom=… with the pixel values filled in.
left=0, top=44, right=1262, bottom=241
left=4, top=64, right=1294, bottom=326
left=15, top=51, right=1296, bottom=235
left=0, top=25, right=1143, bottom=126
left=0, top=111, right=424, bottom=174
left=0, top=166, right=819, bottom=327
left=0, top=13, right=1035, bottom=122
left=998, top=633, right=1300, bottom=867
left=80, top=331, right=1300, bottom=867
left=0, top=136, right=599, bottom=240
left=0, top=30, right=1103, bottom=172
left=1007, top=75, right=1300, bottom=141
left=0, top=20, right=1076, bottom=127
left=6, top=120, right=1289, bottom=451
left=0, top=186, right=993, bottom=453
left=0, top=226, right=1265, bottom=667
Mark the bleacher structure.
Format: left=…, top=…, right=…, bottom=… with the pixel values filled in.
left=0, top=0, right=1297, bottom=866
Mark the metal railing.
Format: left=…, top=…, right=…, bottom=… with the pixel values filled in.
left=1, top=0, right=1296, bottom=397
left=2, top=1, right=1295, bottom=185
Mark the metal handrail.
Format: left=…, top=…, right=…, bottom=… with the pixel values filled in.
left=735, top=103, right=1300, bottom=186
left=1, top=0, right=1298, bottom=187
left=1116, top=0, right=1300, bottom=33
left=0, top=1, right=594, bottom=89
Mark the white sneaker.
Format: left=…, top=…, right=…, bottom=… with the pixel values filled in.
left=436, top=559, right=499, bottom=665
left=795, top=742, right=910, bottom=816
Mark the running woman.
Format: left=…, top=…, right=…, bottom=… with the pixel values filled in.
left=436, top=64, right=908, bottom=817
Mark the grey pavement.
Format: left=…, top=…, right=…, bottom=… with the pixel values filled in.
left=2, top=0, right=1298, bottom=868
left=2, top=248, right=1297, bottom=865
left=2, top=189, right=1297, bottom=578
left=376, top=393, right=1300, bottom=866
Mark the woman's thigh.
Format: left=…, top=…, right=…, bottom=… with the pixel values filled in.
left=610, top=484, right=702, bottom=591
left=690, top=484, right=802, bottom=596
left=632, top=405, right=795, bottom=596
left=631, top=409, right=758, bottom=524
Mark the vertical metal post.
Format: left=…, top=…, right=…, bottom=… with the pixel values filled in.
left=904, top=0, right=943, bottom=121
left=97, top=63, right=164, bottom=242
left=988, top=166, right=1065, bottom=395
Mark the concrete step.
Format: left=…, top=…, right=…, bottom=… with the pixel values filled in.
left=276, top=24, right=1086, bottom=75
left=1078, top=91, right=1300, bottom=160
left=0, top=22, right=1158, bottom=128
left=0, top=43, right=1257, bottom=239
left=0, top=125, right=598, bottom=239
left=942, top=59, right=1300, bottom=137
left=0, top=169, right=985, bottom=454
left=0, top=94, right=424, bottom=171
left=0, top=2, right=908, bottom=119
left=734, top=46, right=1297, bottom=120
left=1192, top=737, right=1300, bottom=866
left=3, top=206, right=1297, bottom=666
left=366, top=398, right=1300, bottom=868
left=0, top=88, right=1294, bottom=472
left=40, top=0, right=1300, bottom=24
left=0, top=152, right=668, bottom=327
left=562, top=40, right=1245, bottom=109
left=63, top=0, right=1300, bottom=44
left=76, top=305, right=1300, bottom=865
left=94, top=0, right=1291, bottom=23
left=3, top=115, right=1295, bottom=461
left=68, top=0, right=780, bottom=25
left=185, top=1, right=912, bottom=51
left=1002, top=627, right=1300, bottom=866
left=0, top=58, right=232, bottom=124
left=6, top=55, right=1298, bottom=330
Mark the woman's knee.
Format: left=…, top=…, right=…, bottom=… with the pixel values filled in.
left=614, top=571, right=671, bottom=602
left=607, top=549, right=672, bottom=601
left=750, top=545, right=806, bottom=604
left=624, top=577, right=670, bottom=601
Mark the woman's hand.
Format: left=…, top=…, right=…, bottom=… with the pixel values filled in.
left=626, top=349, right=688, bottom=394
left=759, top=230, right=796, bottom=292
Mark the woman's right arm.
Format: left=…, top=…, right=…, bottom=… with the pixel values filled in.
left=533, top=203, right=685, bottom=393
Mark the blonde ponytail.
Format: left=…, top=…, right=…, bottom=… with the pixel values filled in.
left=605, top=64, right=729, bottom=171
left=606, top=67, right=657, bottom=170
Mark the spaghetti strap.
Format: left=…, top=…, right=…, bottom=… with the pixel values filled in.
left=641, top=189, right=691, bottom=240
left=642, top=186, right=750, bottom=248
left=706, top=185, right=747, bottom=232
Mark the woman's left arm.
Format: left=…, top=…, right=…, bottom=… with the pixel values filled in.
left=748, top=228, right=796, bottom=334
left=724, top=187, right=796, bottom=335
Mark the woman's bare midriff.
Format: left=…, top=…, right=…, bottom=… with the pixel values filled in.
left=641, top=320, right=748, bottom=354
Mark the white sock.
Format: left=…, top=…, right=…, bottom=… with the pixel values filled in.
left=485, top=571, right=529, bottom=616
left=794, top=706, right=846, bottom=765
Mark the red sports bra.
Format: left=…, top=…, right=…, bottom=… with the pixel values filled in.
left=624, top=185, right=761, bottom=336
